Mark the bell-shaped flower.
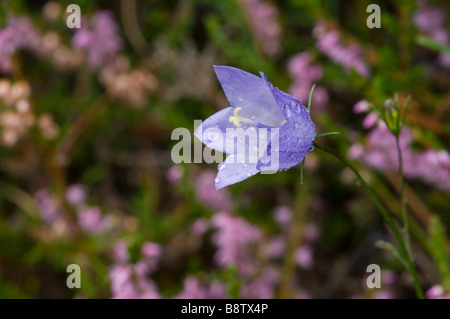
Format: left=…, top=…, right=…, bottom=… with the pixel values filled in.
left=194, top=66, right=316, bottom=189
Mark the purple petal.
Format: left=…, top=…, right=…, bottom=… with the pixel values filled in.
left=214, top=66, right=285, bottom=127
left=260, top=71, right=311, bottom=122
left=194, top=107, right=237, bottom=154
left=214, top=154, right=260, bottom=189
left=258, top=120, right=313, bottom=171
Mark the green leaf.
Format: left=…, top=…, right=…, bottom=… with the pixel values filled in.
left=416, top=35, right=450, bottom=55
left=315, top=132, right=341, bottom=139
left=308, top=84, right=316, bottom=113
left=428, top=216, right=450, bottom=291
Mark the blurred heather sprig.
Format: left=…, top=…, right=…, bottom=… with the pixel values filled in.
left=240, top=0, right=282, bottom=57
left=288, top=51, right=329, bottom=111
left=414, top=0, right=450, bottom=68
left=72, top=11, right=122, bottom=70
left=313, top=21, right=370, bottom=78
left=349, top=103, right=450, bottom=193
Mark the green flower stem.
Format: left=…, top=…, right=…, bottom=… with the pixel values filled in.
left=396, top=136, right=411, bottom=255
left=313, top=142, right=425, bottom=299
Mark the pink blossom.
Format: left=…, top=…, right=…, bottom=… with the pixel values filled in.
left=273, top=205, right=292, bottom=228
left=195, top=171, right=232, bottom=211
left=241, top=0, right=281, bottom=56
left=191, top=218, right=209, bottom=236
left=176, top=276, right=227, bottom=299
left=166, top=165, right=183, bottom=184
left=294, top=245, right=314, bottom=270
left=212, top=212, right=261, bottom=275
left=65, top=184, right=86, bottom=205
left=314, top=21, right=370, bottom=78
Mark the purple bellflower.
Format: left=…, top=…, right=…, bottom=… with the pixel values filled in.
left=194, top=66, right=316, bottom=189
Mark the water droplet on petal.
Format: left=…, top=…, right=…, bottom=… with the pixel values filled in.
left=284, top=105, right=291, bottom=117
left=219, top=164, right=226, bottom=171
left=294, top=123, right=299, bottom=128
left=215, top=177, right=220, bottom=183
left=251, top=116, right=256, bottom=120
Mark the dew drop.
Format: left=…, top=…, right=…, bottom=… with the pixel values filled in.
left=284, top=105, right=291, bottom=117
left=219, top=164, right=226, bottom=171
left=215, top=177, right=220, bottom=183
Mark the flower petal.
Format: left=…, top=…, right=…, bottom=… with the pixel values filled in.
left=258, top=121, right=313, bottom=171
left=260, top=71, right=311, bottom=122
left=214, top=65, right=285, bottom=127
left=194, top=107, right=237, bottom=154
left=214, top=154, right=260, bottom=190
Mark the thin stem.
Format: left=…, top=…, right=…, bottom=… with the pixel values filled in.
left=396, top=136, right=410, bottom=254
left=54, top=96, right=108, bottom=166
left=313, top=142, right=425, bottom=298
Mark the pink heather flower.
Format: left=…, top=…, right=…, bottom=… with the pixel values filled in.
left=353, top=100, right=370, bottom=114
left=362, top=112, right=379, bottom=129
left=350, top=111, right=450, bottom=193
left=348, top=143, right=364, bottom=160
left=438, top=53, right=450, bottom=68
left=191, top=218, right=209, bottom=236
left=65, top=184, right=86, bottom=205
left=273, top=205, right=292, bottom=228
left=212, top=212, right=262, bottom=274
left=314, top=21, right=370, bottom=78
left=240, top=267, right=279, bottom=299
left=413, top=0, right=450, bottom=69
left=109, top=264, right=138, bottom=299
left=113, top=241, right=129, bottom=263
left=34, top=188, right=61, bottom=224
left=109, top=241, right=161, bottom=299
left=288, top=52, right=329, bottom=111
left=176, top=276, right=227, bottom=299
left=266, top=236, right=285, bottom=259
left=109, top=263, right=160, bottom=299
left=381, top=270, right=397, bottom=286
left=373, top=290, right=395, bottom=299
left=72, top=11, right=122, bottom=69
left=294, top=245, right=314, bottom=270
left=77, top=206, right=107, bottom=234
left=130, top=242, right=162, bottom=275
left=195, top=170, right=232, bottom=210
left=241, top=0, right=281, bottom=56
left=141, top=242, right=162, bottom=259
left=166, top=165, right=183, bottom=184
left=0, top=17, right=38, bottom=73
left=426, top=285, right=445, bottom=299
